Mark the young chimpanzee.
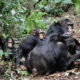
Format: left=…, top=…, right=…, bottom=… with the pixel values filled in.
left=32, top=28, right=45, bottom=41
left=6, top=37, right=17, bottom=53
left=27, top=33, right=80, bottom=75
left=2, top=37, right=17, bottom=61
left=16, top=28, right=45, bottom=67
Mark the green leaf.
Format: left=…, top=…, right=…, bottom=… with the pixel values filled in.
left=72, top=0, right=77, bottom=3
left=16, top=69, right=29, bottom=75
left=21, top=71, right=29, bottom=75
left=72, top=0, right=80, bottom=12
left=75, top=3, right=80, bottom=12
left=27, top=26, right=31, bottom=33
left=0, top=50, right=4, bottom=57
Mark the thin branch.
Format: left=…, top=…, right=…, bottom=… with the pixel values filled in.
left=34, top=0, right=42, bottom=8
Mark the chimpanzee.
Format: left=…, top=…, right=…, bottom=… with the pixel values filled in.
left=27, top=33, right=80, bottom=75
left=16, top=28, right=45, bottom=67
left=2, top=37, right=17, bottom=61
left=32, top=28, right=45, bottom=40
left=5, top=37, right=17, bottom=53
left=59, top=18, right=80, bottom=53
left=62, top=35, right=80, bottom=55
left=46, top=20, right=80, bottom=55
left=46, top=18, right=74, bottom=37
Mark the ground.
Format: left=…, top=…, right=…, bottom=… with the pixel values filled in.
left=0, top=61, right=80, bottom=80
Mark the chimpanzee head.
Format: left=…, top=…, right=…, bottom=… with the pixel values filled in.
left=6, top=37, right=14, bottom=48
left=59, top=18, right=74, bottom=34
left=32, top=28, right=45, bottom=40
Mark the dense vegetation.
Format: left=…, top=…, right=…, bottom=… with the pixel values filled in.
left=0, top=0, right=80, bottom=37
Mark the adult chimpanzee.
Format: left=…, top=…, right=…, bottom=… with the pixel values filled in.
left=46, top=18, right=74, bottom=37
left=16, top=28, right=45, bottom=67
left=46, top=20, right=80, bottom=55
left=59, top=18, right=80, bottom=55
left=63, top=35, right=80, bottom=55
left=27, top=33, right=80, bottom=75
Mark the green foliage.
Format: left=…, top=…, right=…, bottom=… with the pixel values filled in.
left=26, top=11, right=46, bottom=33
left=0, top=0, right=79, bottom=38
left=0, top=0, right=27, bottom=37
left=0, top=49, right=12, bottom=60
left=72, top=0, right=80, bottom=12
left=3, top=33, right=9, bottom=38
left=0, top=50, right=4, bottom=57
left=54, top=0, right=80, bottom=13
left=54, top=0, right=71, bottom=3
left=0, top=49, right=12, bottom=58
left=50, top=6, right=64, bottom=16
left=35, top=0, right=65, bottom=16
left=16, top=68, right=29, bottom=75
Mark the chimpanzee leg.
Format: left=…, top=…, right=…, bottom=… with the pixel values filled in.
left=15, top=47, right=23, bottom=67
left=67, top=53, right=80, bottom=69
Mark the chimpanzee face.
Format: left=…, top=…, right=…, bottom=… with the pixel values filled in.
left=39, top=32, right=44, bottom=40
left=67, top=24, right=74, bottom=34
left=38, top=29, right=45, bottom=40
left=32, top=30, right=36, bottom=35
left=32, top=29, right=45, bottom=40
left=7, top=38, right=13, bottom=48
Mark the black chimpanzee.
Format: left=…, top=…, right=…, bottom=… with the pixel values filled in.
left=46, top=22, right=68, bottom=37
left=58, top=18, right=74, bottom=35
left=46, top=18, right=74, bottom=37
left=62, top=35, right=80, bottom=55
left=59, top=18, right=80, bottom=54
left=46, top=20, right=80, bottom=55
left=27, top=33, right=80, bottom=75
left=32, top=28, right=45, bottom=41
left=59, top=18, right=73, bottom=28
left=16, top=28, right=45, bottom=67
left=2, top=37, right=17, bottom=61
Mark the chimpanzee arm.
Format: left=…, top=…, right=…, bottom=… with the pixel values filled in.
left=67, top=52, right=80, bottom=68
